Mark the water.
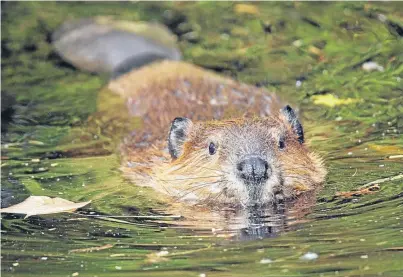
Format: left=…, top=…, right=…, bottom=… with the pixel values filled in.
left=2, top=2, right=403, bottom=276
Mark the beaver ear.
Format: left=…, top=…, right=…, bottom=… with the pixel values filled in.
left=281, top=105, right=304, bottom=143
left=168, top=117, right=193, bottom=159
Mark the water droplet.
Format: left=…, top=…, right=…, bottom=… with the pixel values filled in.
left=260, top=258, right=273, bottom=264
left=300, top=252, right=318, bottom=261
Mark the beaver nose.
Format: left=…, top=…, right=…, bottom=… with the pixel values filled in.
left=237, top=156, right=270, bottom=182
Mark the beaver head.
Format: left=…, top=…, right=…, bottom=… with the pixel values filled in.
left=152, top=105, right=326, bottom=207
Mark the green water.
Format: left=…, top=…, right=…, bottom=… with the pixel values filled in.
left=2, top=2, right=403, bottom=276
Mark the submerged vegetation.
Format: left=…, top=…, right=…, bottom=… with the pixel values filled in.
left=1, top=2, right=402, bottom=276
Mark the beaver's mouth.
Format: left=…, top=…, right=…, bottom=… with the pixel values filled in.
left=244, top=180, right=266, bottom=204
left=239, top=173, right=283, bottom=206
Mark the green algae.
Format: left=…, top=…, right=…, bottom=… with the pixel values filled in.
left=2, top=2, right=403, bottom=277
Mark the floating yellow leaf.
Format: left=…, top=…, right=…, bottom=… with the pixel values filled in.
left=0, top=196, right=91, bottom=218
left=312, top=94, right=359, bottom=107
left=368, top=144, right=403, bottom=154
left=234, top=4, right=260, bottom=15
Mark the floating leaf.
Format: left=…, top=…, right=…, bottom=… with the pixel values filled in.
left=335, top=184, right=380, bottom=199
left=368, top=143, right=403, bottom=155
left=0, top=196, right=91, bottom=218
left=312, top=94, right=359, bottom=107
left=234, top=4, right=259, bottom=15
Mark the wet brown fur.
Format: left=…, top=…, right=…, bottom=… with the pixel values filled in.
left=109, top=60, right=326, bottom=207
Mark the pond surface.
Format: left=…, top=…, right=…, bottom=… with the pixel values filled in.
left=2, top=2, right=403, bottom=277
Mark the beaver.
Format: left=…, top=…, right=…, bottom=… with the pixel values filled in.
left=109, top=61, right=327, bottom=208
left=52, top=18, right=326, bottom=209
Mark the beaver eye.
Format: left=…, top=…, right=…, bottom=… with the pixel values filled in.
left=208, top=142, right=217, bottom=155
left=278, top=137, right=286, bottom=150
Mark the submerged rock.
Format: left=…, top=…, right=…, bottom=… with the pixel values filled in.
left=52, top=17, right=181, bottom=78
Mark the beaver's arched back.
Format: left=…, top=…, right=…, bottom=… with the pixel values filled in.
left=109, top=61, right=283, bottom=149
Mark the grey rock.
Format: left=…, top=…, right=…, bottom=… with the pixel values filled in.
left=52, top=17, right=182, bottom=77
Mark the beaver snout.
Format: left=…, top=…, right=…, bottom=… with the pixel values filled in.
left=237, top=156, right=271, bottom=183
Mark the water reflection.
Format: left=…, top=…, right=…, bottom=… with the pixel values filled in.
left=236, top=205, right=287, bottom=240
left=160, top=191, right=316, bottom=241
